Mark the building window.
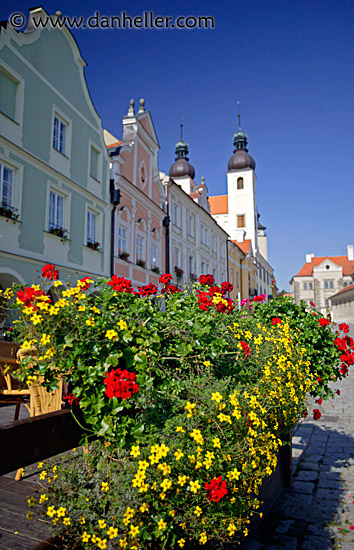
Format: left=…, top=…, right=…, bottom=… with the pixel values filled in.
left=87, top=210, right=97, bottom=245
left=201, top=261, right=205, bottom=274
left=237, top=177, right=244, bottom=190
left=237, top=214, right=245, bottom=228
left=213, top=268, right=216, bottom=280
left=324, top=280, right=334, bottom=289
left=303, top=282, right=308, bottom=290
left=136, top=236, right=144, bottom=262
left=53, top=115, right=67, bottom=155
left=308, top=282, right=313, bottom=290
left=325, top=299, right=329, bottom=307
left=212, top=235, right=216, bottom=252
left=230, top=267, right=234, bottom=284
left=118, top=225, right=127, bottom=254
left=49, top=190, right=64, bottom=231
left=0, top=68, right=18, bottom=121
left=0, top=162, right=14, bottom=207
left=90, top=146, right=100, bottom=180
left=188, top=215, right=194, bottom=236
left=236, top=271, right=239, bottom=288
left=173, top=203, right=180, bottom=227
left=174, top=247, right=181, bottom=267
left=189, top=255, right=194, bottom=276
left=344, top=282, right=348, bottom=287
left=204, top=229, right=208, bottom=246
left=151, top=244, right=157, bottom=269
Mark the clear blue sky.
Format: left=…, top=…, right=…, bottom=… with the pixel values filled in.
left=2, top=0, right=354, bottom=291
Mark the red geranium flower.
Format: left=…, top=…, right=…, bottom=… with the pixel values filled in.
left=313, top=409, right=321, bottom=420
left=64, top=393, right=80, bottom=406
left=104, top=368, right=139, bottom=400
left=199, top=274, right=215, bottom=287
left=334, top=337, right=347, bottom=351
left=221, top=281, right=233, bottom=294
left=107, top=275, right=136, bottom=294
left=336, top=389, right=341, bottom=395
left=302, top=409, right=308, bottom=418
left=161, top=283, right=181, bottom=295
left=340, top=364, right=348, bottom=375
left=138, top=283, right=158, bottom=297
left=42, top=263, right=59, bottom=281
left=339, top=323, right=350, bottom=334
left=317, top=377, right=321, bottom=382
left=317, top=398, right=322, bottom=405
left=159, top=273, right=172, bottom=284
left=310, top=301, right=316, bottom=307
left=318, top=318, right=330, bottom=327
left=271, top=317, right=282, bottom=325
left=240, top=341, right=251, bottom=355
left=205, top=476, right=227, bottom=502
left=79, top=276, right=92, bottom=290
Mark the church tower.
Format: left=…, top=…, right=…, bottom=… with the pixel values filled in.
left=225, top=107, right=258, bottom=251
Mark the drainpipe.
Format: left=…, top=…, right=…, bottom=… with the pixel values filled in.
left=163, top=214, right=170, bottom=274
left=226, top=237, right=230, bottom=296
left=110, top=179, right=121, bottom=277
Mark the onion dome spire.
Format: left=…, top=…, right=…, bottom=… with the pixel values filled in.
left=169, top=115, right=195, bottom=179
left=228, top=102, right=255, bottom=171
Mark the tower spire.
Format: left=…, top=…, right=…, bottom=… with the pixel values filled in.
left=180, top=114, right=184, bottom=140
left=237, top=101, right=241, bottom=130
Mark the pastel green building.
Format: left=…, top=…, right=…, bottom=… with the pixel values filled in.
left=0, top=7, right=111, bottom=327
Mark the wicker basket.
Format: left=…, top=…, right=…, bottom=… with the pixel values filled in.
left=29, top=377, right=63, bottom=416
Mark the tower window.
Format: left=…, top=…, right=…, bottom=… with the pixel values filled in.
left=237, top=177, right=244, bottom=190
left=237, top=215, right=245, bottom=228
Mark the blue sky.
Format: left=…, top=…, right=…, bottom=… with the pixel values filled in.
left=2, top=0, right=354, bottom=290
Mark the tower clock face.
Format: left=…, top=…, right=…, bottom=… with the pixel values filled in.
left=234, top=195, right=247, bottom=209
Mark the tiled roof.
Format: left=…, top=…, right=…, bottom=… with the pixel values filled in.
left=233, top=239, right=251, bottom=254
left=331, top=282, right=354, bottom=298
left=106, top=141, right=122, bottom=149
left=294, top=256, right=354, bottom=277
left=208, top=195, right=228, bottom=214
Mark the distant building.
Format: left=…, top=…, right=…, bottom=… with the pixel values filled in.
left=0, top=7, right=110, bottom=317
left=330, top=283, right=354, bottom=325
left=160, top=127, right=228, bottom=286
left=290, top=245, right=354, bottom=312
left=105, top=99, right=166, bottom=289
left=209, top=111, right=274, bottom=298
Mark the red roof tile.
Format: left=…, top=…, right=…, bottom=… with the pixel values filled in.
left=233, top=239, right=251, bottom=254
left=208, top=195, right=228, bottom=214
left=331, top=282, right=354, bottom=297
left=294, top=256, right=354, bottom=277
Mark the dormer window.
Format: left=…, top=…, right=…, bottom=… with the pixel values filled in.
left=237, top=177, right=244, bottom=190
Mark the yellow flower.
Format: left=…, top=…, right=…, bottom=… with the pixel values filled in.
left=129, top=525, right=140, bottom=537
left=118, top=319, right=128, bottom=330
left=177, top=475, right=188, bottom=486
left=212, top=437, right=221, bottom=448
left=57, top=507, right=66, bottom=518
left=27, top=497, right=36, bottom=508
left=157, top=519, right=167, bottom=531
left=174, top=449, right=184, bottom=460
left=185, top=401, right=196, bottom=417
left=177, top=539, right=186, bottom=548
left=82, top=532, right=90, bottom=543
left=227, top=522, right=236, bottom=536
left=46, top=506, right=56, bottom=518
left=105, top=329, right=119, bottom=341
left=160, top=478, right=172, bottom=492
left=79, top=515, right=85, bottom=525
left=30, top=313, right=43, bottom=325
left=97, top=539, right=108, bottom=549
left=39, top=494, right=48, bottom=504
left=203, top=360, right=211, bottom=367
left=119, top=538, right=128, bottom=549
left=211, top=392, right=223, bottom=403
left=27, top=511, right=33, bottom=520
left=39, top=470, right=47, bottom=480
left=101, top=481, right=109, bottom=492
left=40, top=334, right=51, bottom=346
left=98, top=519, right=107, bottom=530
left=190, top=480, right=201, bottom=493
left=140, top=502, right=149, bottom=513
left=107, top=526, right=118, bottom=539
left=176, top=426, right=185, bottom=433
left=63, top=517, right=71, bottom=526
left=85, top=317, right=95, bottom=326
left=194, top=506, right=202, bottom=517
left=130, top=445, right=140, bottom=457
left=200, top=532, right=208, bottom=544
left=78, top=305, right=86, bottom=312
left=53, top=280, right=63, bottom=287
left=169, top=510, right=176, bottom=517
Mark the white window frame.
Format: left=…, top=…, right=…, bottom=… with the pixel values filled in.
left=88, top=140, right=102, bottom=183
left=53, top=115, right=67, bottom=155
left=172, top=202, right=180, bottom=227
left=50, top=105, right=72, bottom=161
left=0, top=62, right=24, bottom=125
left=0, top=162, right=14, bottom=207
left=174, top=247, right=181, bottom=267
left=48, top=189, right=65, bottom=231
left=87, top=210, right=97, bottom=245
left=46, top=184, right=71, bottom=238
left=117, top=224, right=128, bottom=255
left=85, top=203, right=102, bottom=249
left=136, top=234, right=145, bottom=262
left=303, top=282, right=308, bottom=290
left=189, top=255, right=194, bottom=276
left=187, top=214, right=194, bottom=236
left=151, top=242, right=158, bottom=269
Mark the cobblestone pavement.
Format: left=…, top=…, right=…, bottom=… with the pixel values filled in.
left=245, top=327, right=354, bottom=550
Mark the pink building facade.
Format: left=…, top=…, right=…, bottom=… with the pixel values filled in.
left=105, top=99, right=166, bottom=288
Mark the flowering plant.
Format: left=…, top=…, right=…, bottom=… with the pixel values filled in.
left=174, top=265, right=184, bottom=278
left=87, top=240, right=101, bottom=251
left=0, top=201, right=19, bottom=222
left=48, top=226, right=69, bottom=240
left=4, top=265, right=352, bottom=549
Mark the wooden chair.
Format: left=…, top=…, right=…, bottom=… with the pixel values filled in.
left=0, top=341, right=31, bottom=421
